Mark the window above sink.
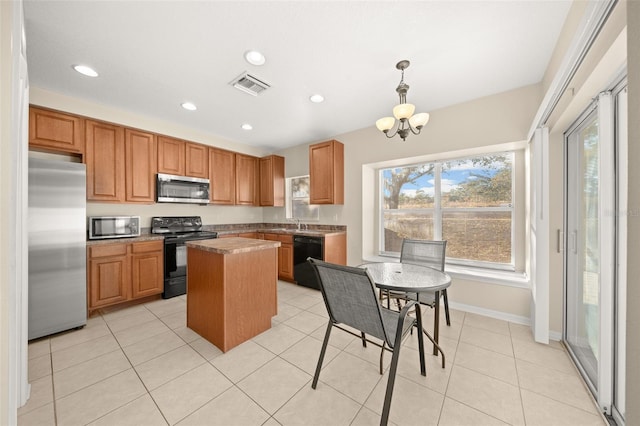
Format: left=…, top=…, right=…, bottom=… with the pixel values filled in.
left=285, top=175, right=319, bottom=222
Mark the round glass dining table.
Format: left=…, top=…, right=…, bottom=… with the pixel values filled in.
left=360, top=262, right=452, bottom=372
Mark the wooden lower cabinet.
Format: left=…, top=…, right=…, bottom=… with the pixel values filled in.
left=278, top=242, right=294, bottom=281
left=88, top=240, right=163, bottom=311
left=88, top=243, right=129, bottom=309
left=131, top=241, right=164, bottom=298
left=262, top=233, right=294, bottom=281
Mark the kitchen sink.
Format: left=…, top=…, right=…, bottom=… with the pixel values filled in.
left=263, top=228, right=327, bottom=235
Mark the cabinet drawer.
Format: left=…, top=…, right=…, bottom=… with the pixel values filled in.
left=89, top=243, right=128, bottom=258
left=263, top=233, right=293, bottom=244
left=238, top=232, right=258, bottom=238
left=132, top=240, right=163, bottom=253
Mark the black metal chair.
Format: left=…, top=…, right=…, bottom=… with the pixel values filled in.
left=308, top=258, right=423, bottom=426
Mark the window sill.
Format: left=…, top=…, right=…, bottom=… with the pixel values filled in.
left=445, top=265, right=529, bottom=288
left=361, top=255, right=530, bottom=289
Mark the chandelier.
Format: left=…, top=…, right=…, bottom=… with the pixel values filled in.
left=375, top=60, right=429, bottom=141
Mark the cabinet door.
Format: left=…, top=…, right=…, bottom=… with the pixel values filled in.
left=185, top=143, right=209, bottom=178
left=259, top=155, right=285, bottom=207
left=125, top=129, right=156, bottom=203
left=235, top=154, right=258, bottom=206
left=279, top=243, right=294, bottom=280
left=157, top=136, right=185, bottom=176
left=89, top=255, right=129, bottom=309
left=29, top=107, right=84, bottom=154
left=323, top=233, right=347, bottom=265
left=209, top=148, right=236, bottom=205
left=309, top=140, right=344, bottom=204
left=131, top=241, right=164, bottom=299
left=86, top=120, right=125, bottom=202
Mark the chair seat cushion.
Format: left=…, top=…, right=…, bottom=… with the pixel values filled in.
left=380, top=307, right=415, bottom=348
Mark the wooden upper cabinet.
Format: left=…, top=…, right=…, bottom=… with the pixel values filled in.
left=157, top=136, right=185, bottom=176
left=125, top=129, right=157, bottom=203
left=185, top=143, right=209, bottom=178
left=85, top=120, right=125, bottom=202
left=235, top=154, right=258, bottom=206
left=309, top=140, right=344, bottom=204
left=209, top=148, right=236, bottom=205
left=259, top=155, right=285, bottom=207
left=29, top=106, right=84, bottom=155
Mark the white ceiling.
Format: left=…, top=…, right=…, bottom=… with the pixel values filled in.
left=23, top=1, right=572, bottom=151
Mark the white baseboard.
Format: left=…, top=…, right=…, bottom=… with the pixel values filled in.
left=449, top=301, right=562, bottom=341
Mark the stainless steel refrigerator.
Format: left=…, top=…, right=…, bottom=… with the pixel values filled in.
left=28, top=157, right=87, bottom=340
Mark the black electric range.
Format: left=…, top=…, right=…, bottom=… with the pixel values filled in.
left=151, top=216, right=218, bottom=298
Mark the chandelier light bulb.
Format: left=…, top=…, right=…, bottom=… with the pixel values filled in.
left=392, top=103, right=415, bottom=120
left=409, top=112, right=430, bottom=129
left=376, top=117, right=395, bottom=132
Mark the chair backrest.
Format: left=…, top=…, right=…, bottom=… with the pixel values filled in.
left=308, top=258, right=391, bottom=345
left=400, top=239, right=447, bottom=272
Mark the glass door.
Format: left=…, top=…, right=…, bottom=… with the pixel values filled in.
left=565, top=108, right=601, bottom=388
left=564, top=88, right=621, bottom=418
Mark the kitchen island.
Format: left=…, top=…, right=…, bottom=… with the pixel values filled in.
left=186, top=237, right=280, bottom=352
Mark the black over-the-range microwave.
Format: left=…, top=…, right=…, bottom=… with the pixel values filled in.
left=156, top=173, right=210, bottom=204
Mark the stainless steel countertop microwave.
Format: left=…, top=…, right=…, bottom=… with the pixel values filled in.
left=156, top=173, right=210, bottom=204
left=88, top=216, right=141, bottom=240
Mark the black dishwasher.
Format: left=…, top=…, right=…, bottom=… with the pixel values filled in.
left=293, top=236, right=324, bottom=289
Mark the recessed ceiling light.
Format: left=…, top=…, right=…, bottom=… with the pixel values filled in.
left=244, top=50, right=265, bottom=66
left=241, top=123, right=253, bottom=131
left=181, top=102, right=197, bottom=111
left=72, top=65, right=98, bottom=77
left=310, top=94, right=324, bottom=103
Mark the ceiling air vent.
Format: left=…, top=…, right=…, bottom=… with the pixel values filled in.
left=229, top=72, right=271, bottom=96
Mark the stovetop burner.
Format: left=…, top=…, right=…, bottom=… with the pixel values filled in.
left=151, top=216, right=204, bottom=234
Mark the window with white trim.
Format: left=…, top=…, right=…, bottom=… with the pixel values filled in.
left=285, top=175, right=319, bottom=221
left=380, top=151, right=515, bottom=270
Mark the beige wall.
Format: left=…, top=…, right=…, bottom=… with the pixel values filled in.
left=267, top=83, right=543, bottom=320
left=626, top=1, right=639, bottom=423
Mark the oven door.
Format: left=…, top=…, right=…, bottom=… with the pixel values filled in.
left=164, top=240, right=187, bottom=279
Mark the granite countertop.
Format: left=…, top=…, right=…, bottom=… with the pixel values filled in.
left=215, top=227, right=346, bottom=238
left=186, top=237, right=280, bottom=255
left=86, top=234, right=164, bottom=246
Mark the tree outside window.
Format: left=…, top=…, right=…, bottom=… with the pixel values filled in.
left=381, top=152, right=514, bottom=268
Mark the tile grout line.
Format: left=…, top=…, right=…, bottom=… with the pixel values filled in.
left=435, top=310, right=464, bottom=425
left=509, top=323, right=529, bottom=425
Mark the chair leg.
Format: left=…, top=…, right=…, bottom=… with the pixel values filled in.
left=443, top=289, right=451, bottom=326
left=361, top=331, right=367, bottom=348
left=312, top=322, right=333, bottom=389
left=381, top=321, right=408, bottom=425
left=379, top=342, right=386, bottom=375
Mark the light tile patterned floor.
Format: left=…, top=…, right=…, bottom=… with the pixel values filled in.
left=18, top=281, right=606, bottom=426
